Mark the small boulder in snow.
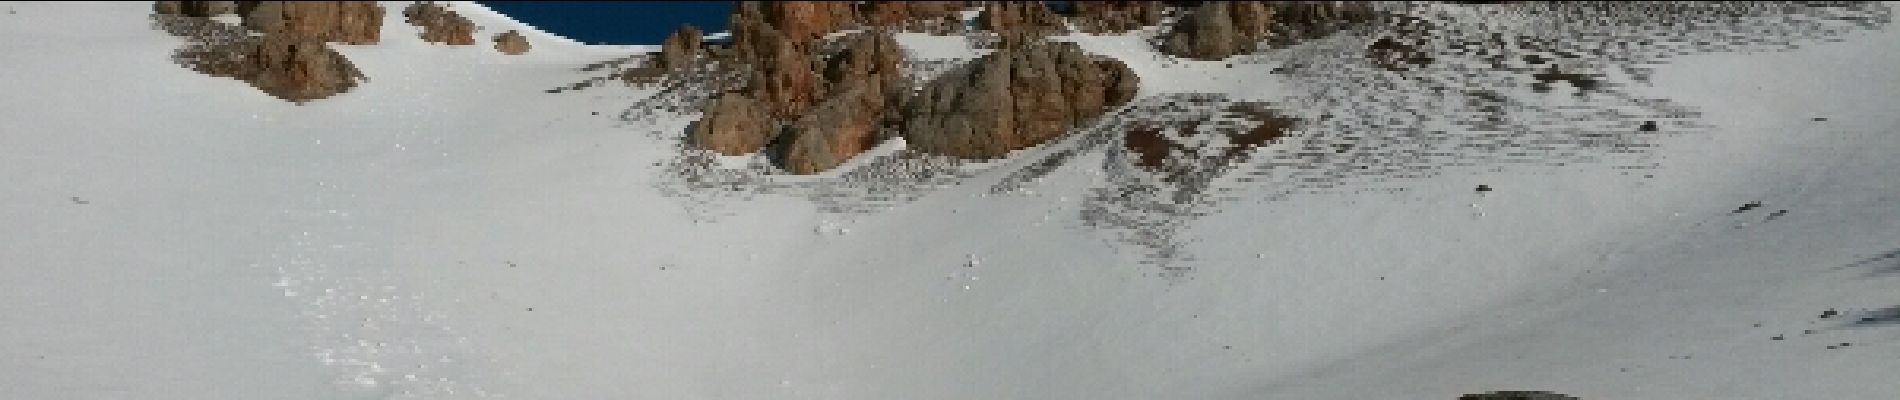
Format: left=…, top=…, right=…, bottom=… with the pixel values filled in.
left=903, top=38, right=1139, bottom=159
left=493, top=30, right=530, bottom=55
left=239, top=1, right=383, bottom=45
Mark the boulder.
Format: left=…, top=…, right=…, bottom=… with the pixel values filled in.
left=904, top=39, right=1139, bottom=159
left=776, top=31, right=907, bottom=174
left=247, top=33, right=367, bottom=102
left=1069, top=1, right=1163, bottom=33
left=403, top=1, right=474, bottom=45
left=780, top=79, right=887, bottom=174
left=691, top=92, right=779, bottom=156
left=493, top=30, right=529, bottom=55
left=239, top=1, right=382, bottom=44
left=658, top=24, right=702, bottom=71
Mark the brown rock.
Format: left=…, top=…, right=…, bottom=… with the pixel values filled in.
left=763, top=1, right=856, bottom=42
left=155, top=1, right=183, bottom=15
left=780, top=79, right=888, bottom=174
left=1069, top=1, right=1163, bottom=33
left=239, top=1, right=382, bottom=44
left=859, top=1, right=963, bottom=32
left=493, top=30, right=529, bottom=55
left=691, top=92, right=779, bottom=156
left=979, top=1, right=1064, bottom=37
left=1160, top=1, right=1379, bottom=60
left=658, top=24, right=702, bottom=71
left=251, top=33, right=365, bottom=102
left=776, top=31, right=907, bottom=174
left=403, top=2, right=474, bottom=45
left=904, top=38, right=1139, bottom=159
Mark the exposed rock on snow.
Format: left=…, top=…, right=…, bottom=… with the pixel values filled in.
left=492, top=29, right=529, bottom=55
left=691, top=92, right=779, bottom=156
left=403, top=1, right=474, bottom=45
left=1161, top=1, right=1379, bottom=60
left=158, top=7, right=366, bottom=103
left=978, top=1, right=1066, bottom=38
left=781, top=77, right=889, bottom=174
left=1067, top=1, right=1164, bottom=34
left=903, top=38, right=1139, bottom=159
left=239, top=1, right=384, bottom=45
left=658, top=24, right=702, bottom=71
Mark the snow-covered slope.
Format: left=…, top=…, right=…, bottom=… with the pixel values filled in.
left=2, top=2, right=1896, bottom=399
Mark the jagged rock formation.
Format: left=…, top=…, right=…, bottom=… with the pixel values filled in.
left=903, top=38, right=1139, bottom=159
left=779, top=31, right=906, bottom=174
left=686, top=1, right=1143, bottom=172
left=403, top=1, right=474, bottom=45
left=979, top=1, right=1066, bottom=38
left=1161, top=1, right=1379, bottom=60
left=493, top=29, right=529, bottom=55
left=239, top=1, right=384, bottom=45
left=1068, top=1, right=1164, bottom=34
left=154, top=1, right=235, bottom=17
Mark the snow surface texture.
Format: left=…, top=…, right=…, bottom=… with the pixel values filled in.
left=2, top=1, right=1898, bottom=399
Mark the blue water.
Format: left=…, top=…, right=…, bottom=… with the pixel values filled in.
left=476, top=1, right=732, bottom=45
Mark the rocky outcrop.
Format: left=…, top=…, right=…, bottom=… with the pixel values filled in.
left=155, top=1, right=236, bottom=17
left=238, top=1, right=384, bottom=45
left=781, top=79, right=887, bottom=174
left=979, top=1, right=1065, bottom=38
left=728, top=2, right=827, bottom=118
left=494, top=30, right=529, bottom=55
left=659, top=24, right=702, bottom=71
left=174, top=32, right=366, bottom=103
left=691, top=92, right=778, bottom=156
left=403, top=2, right=474, bottom=45
left=903, top=39, right=1139, bottom=159
left=777, top=31, right=906, bottom=174
left=1161, top=1, right=1379, bottom=60
left=1069, top=1, right=1164, bottom=34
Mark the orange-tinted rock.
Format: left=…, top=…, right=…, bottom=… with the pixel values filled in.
left=1161, top=1, right=1378, bottom=60
left=403, top=2, right=474, bottom=45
